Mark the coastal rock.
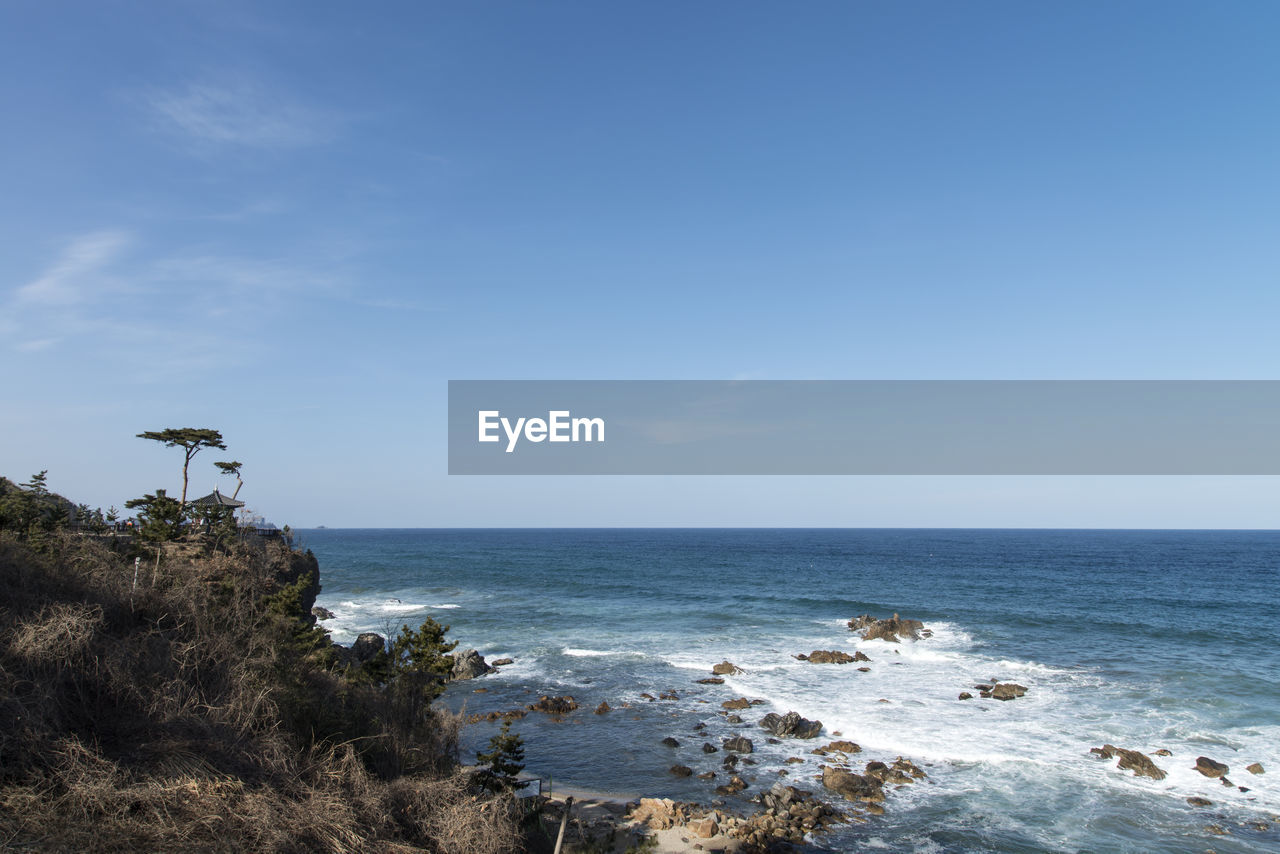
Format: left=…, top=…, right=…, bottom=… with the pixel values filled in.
left=311, top=606, right=335, bottom=620
left=802, top=650, right=856, bottom=664
left=712, top=661, right=744, bottom=675
left=528, top=695, right=578, bottom=714
left=723, top=736, right=755, bottom=754
left=702, top=742, right=719, bottom=753
left=352, top=632, right=386, bottom=663
left=696, top=677, right=725, bottom=684
left=630, top=798, right=679, bottom=830
left=821, top=766, right=885, bottom=803
left=1247, top=762, right=1265, bottom=775
left=1091, top=745, right=1166, bottom=780
left=660, top=690, right=680, bottom=701
left=851, top=613, right=926, bottom=643
left=715, top=775, right=747, bottom=795
left=697, top=771, right=716, bottom=780
left=760, top=711, right=823, bottom=739
left=662, top=737, right=680, bottom=748
left=722, top=697, right=752, bottom=711
left=726, top=714, right=743, bottom=724
left=1186, top=797, right=1214, bottom=807
left=595, top=701, right=611, bottom=714
left=450, top=649, right=495, bottom=680
left=669, top=765, right=693, bottom=777
left=1153, top=749, right=1172, bottom=756
left=990, top=683, right=1028, bottom=701
left=690, top=817, right=718, bottom=839
left=1195, top=757, right=1229, bottom=778
left=491, top=657, right=514, bottom=667
left=822, top=740, right=861, bottom=754
left=958, top=692, right=973, bottom=700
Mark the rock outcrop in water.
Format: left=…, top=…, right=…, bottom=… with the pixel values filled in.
left=351, top=632, right=386, bottom=662
left=797, top=649, right=869, bottom=664
left=821, top=765, right=885, bottom=803
left=848, top=613, right=929, bottom=642
left=449, top=648, right=494, bottom=680
left=760, top=711, right=823, bottom=739
left=712, top=660, right=744, bottom=675
left=1195, top=756, right=1229, bottom=778
left=527, top=695, right=578, bottom=714
left=1091, top=744, right=1167, bottom=780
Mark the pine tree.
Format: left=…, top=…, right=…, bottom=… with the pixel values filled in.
left=474, top=720, right=525, bottom=793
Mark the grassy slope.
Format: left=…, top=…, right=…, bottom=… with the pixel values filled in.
left=0, top=531, right=517, bottom=853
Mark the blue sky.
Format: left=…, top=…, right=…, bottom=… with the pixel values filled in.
left=2, top=1, right=1278, bottom=527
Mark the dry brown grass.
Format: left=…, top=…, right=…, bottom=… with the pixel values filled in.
left=0, top=532, right=519, bottom=853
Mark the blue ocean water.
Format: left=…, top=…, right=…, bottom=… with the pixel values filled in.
left=302, top=529, right=1280, bottom=853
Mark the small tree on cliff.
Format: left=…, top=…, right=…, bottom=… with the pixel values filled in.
left=473, top=720, right=525, bottom=793
left=390, top=616, right=458, bottom=703
left=214, top=460, right=244, bottom=499
left=136, top=428, right=226, bottom=507
left=125, top=489, right=185, bottom=543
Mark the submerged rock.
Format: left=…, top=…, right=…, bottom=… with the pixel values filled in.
left=760, top=711, right=823, bottom=739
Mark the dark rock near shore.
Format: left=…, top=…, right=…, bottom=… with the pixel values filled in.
left=990, top=683, right=1027, bottom=701
left=722, top=697, right=752, bottom=710
left=1195, top=756, right=1229, bottom=778
left=723, top=736, right=755, bottom=754
left=800, top=650, right=857, bottom=664
left=311, top=606, right=335, bottom=620
left=696, top=677, right=724, bottom=685
left=1091, top=745, right=1167, bottom=780
left=669, top=765, right=693, bottom=777
left=958, top=692, right=973, bottom=700
left=821, top=765, right=885, bottom=803
left=1187, top=796, right=1214, bottom=807
left=1247, top=762, right=1265, bottom=775
left=726, top=714, right=743, bottom=724
left=821, top=740, right=861, bottom=754
left=352, top=632, right=386, bottom=663
left=528, top=695, right=578, bottom=714
left=702, top=742, right=719, bottom=753
left=662, top=737, right=680, bottom=748
left=450, top=649, right=495, bottom=680
left=714, top=775, right=747, bottom=795
left=712, top=661, right=744, bottom=675
left=849, top=613, right=927, bottom=642
left=594, top=701, right=611, bottom=714
left=491, top=657, right=514, bottom=667
left=760, top=711, right=823, bottom=739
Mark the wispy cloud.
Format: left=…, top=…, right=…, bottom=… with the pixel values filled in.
left=146, top=76, right=335, bottom=149
left=4, top=230, right=341, bottom=380
left=15, top=230, right=131, bottom=306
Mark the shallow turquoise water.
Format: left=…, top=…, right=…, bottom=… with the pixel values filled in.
left=303, top=528, right=1280, bottom=852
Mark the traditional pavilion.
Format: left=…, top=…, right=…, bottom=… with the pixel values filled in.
left=189, top=487, right=245, bottom=511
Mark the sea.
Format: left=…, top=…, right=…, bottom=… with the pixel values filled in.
left=301, top=528, right=1280, bottom=853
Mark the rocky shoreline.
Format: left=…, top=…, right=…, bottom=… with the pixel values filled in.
left=323, top=609, right=1275, bottom=852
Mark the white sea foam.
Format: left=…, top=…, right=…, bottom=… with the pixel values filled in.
left=563, top=648, right=625, bottom=657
